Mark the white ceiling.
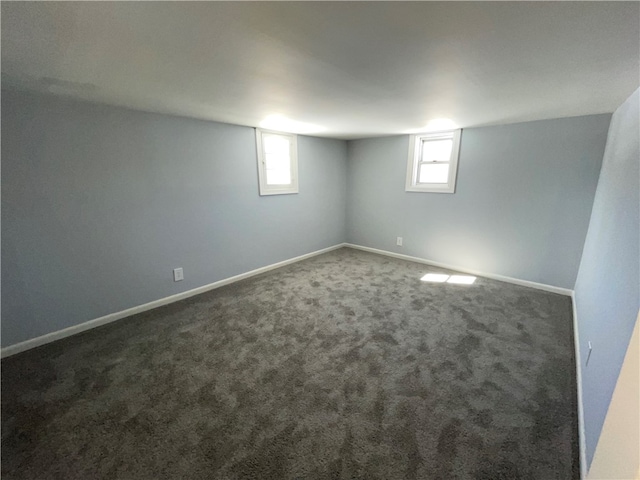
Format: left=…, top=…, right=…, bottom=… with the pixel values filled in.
left=2, top=2, right=639, bottom=139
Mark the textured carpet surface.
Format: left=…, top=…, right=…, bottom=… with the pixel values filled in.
left=2, top=248, right=578, bottom=479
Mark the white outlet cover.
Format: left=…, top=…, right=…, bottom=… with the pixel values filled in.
left=173, top=268, right=184, bottom=282
left=397, top=237, right=403, bottom=246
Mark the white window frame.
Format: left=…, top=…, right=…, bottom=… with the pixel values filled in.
left=256, top=128, right=299, bottom=196
left=405, top=129, right=462, bottom=193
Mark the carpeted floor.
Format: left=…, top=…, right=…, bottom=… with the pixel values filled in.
left=1, top=248, right=579, bottom=479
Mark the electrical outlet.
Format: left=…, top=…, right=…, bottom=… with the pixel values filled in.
left=173, top=267, right=184, bottom=282
left=396, top=236, right=403, bottom=246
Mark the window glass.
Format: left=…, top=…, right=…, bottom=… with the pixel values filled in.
left=421, top=139, right=452, bottom=162
left=418, top=163, right=449, bottom=184
left=405, top=130, right=462, bottom=193
left=256, top=129, right=298, bottom=195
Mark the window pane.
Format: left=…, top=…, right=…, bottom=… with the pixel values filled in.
left=419, top=163, right=449, bottom=184
left=421, top=139, right=453, bottom=162
left=263, top=134, right=290, bottom=155
left=263, top=133, right=291, bottom=185
left=265, top=153, right=290, bottom=171
left=266, top=168, right=291, bottom=185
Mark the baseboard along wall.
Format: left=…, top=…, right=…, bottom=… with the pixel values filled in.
left=0, top=241, right=587, bottom=475
left=572, top=292, right=588, bottom=480
left=344, top=243, right=573, bottom=296
left=1, top=244, right=346, bottom=359
left=345, top=243, right=583, bottom=476
left=1, top=242, right=573, bottom=358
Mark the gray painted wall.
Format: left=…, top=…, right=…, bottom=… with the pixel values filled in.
left=346, top=115, right=611, bottom=289
left=1, top=90, right=348, bottom=347
left=573, top=89, right=639, bottom=467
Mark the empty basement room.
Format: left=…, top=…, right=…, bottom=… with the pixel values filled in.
left=2, top=2, right=639, bottom=480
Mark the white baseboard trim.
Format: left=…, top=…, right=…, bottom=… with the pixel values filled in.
left=1, top=243, right=347, bottom=359
left=344, top=243, right=573, bottom=296
left=346, top=242, right=583, bottom=473
left=572, top=292, right=588, bottom=480
left=3, top=240, right=585, bottom=473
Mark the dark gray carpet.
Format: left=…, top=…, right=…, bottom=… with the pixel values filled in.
left=1, top=248, right=579, bottom=479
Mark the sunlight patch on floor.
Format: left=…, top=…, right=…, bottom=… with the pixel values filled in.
left=420, top=273, right=476, bottom=285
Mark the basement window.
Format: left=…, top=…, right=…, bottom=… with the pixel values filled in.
left=405, top=130, right=462, bottom=193
left=256, top=129, right=298, bottom=196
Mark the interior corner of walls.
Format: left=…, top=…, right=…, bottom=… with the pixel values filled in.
left=1, top=93, right=353, bottom=357
left=345, top=243, right=573, bottom=296
left=0, top=243, right=347, bottom=358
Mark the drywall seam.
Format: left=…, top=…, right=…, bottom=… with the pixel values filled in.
left=572, top=292, right=588, bottom=479
left=345, top=243, right=573, bottom=296
left=1, top=243, right=347, bottom=358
